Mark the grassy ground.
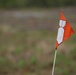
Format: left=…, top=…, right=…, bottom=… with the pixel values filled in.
left=0, top=7, right=76, bottom=75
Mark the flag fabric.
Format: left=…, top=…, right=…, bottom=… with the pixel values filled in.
left=56, top=10, right=75, bottom=49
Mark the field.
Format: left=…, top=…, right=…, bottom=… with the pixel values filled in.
left=0, top=7, right=76, bottom=75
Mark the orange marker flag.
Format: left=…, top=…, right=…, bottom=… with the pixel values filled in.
left=56, top=10, right=75, bottom=49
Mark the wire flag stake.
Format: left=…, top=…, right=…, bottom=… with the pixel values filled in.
left=51, top=50, right=57, bottom=75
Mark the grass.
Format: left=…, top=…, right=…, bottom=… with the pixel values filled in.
left=16, top=59, right=26, bottom=68
left=30, top=55, right=38, bottom=65
left=0, top=29, right=76, bottom=75
left=0, top=7, right=76, bottom=75
left=0, top=56, right=14, bottom=74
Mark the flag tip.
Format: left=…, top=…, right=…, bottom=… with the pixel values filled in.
left=61, top=9, right=64, bottom=12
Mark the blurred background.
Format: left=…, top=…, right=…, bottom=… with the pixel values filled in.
left=0, top=0, right=76, bottom=75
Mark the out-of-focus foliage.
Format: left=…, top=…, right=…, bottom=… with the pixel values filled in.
left=0, top=5, right=76, bottom=75
left=0, top=0, right=76, bottom=8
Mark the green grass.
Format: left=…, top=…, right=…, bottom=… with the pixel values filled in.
left=16, top=59, right=26, bottom=68
left=0, top=30, right=76, bottom=75
left=0, top=56, right=14, bottom=73
left=30, top=55, right=38, bottom=65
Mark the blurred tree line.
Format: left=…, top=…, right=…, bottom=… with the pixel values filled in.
left=0, top=0, right=76, bottom=8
